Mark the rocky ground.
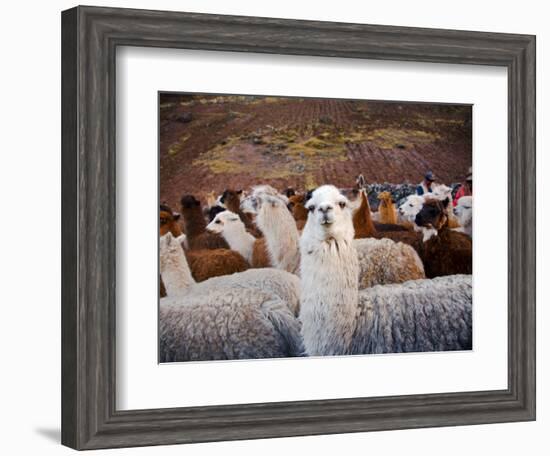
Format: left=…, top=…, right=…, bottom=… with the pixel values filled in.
left=159, top=94, right=471, bottom=209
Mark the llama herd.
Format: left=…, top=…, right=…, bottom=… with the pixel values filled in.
left=159, top=175, right=473, bottom=362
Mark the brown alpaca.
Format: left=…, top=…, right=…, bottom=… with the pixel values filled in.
left=220, top=189, right=262, bottom=237
left=159, top=204, right=249, bottom=295
left=185, top=249, right=249, bottom=281
left=288, top=194, right=308, bottom=231
left=352, top=189, right=377, bottom=238
left=414, top=198, right=472, bottom=278
left=377, top=191, right=398, bottom=224
left=160, top=204, right=184, bottom=237
left=205, top=190, right=217, bottom=208
left=251, top=237, right=272, bottom=268
left=342, top=188, right=409, bottom=238
left=180, top=195, right=229, bottom=250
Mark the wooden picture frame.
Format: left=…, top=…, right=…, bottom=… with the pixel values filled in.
left=61, top=5, right=536, bottom=450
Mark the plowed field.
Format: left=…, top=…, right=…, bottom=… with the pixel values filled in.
left=159, top=94, right=471, bottom=208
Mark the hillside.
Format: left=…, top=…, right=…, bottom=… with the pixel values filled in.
left=159, top=94, right=472, bottom=208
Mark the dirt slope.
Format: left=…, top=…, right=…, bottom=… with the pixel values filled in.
left=159, top=94, right=471, bottom=208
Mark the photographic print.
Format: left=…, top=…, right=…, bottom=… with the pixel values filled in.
left=158, top=94, right=473, bottom=363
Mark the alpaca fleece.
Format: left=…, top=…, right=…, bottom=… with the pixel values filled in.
left=300, top=185, right=471, bottom=356
left=159, top=233, right=304, bottom=361
left=377, top=192, right=398, bottom=224
left=453, top=196, right=472, bottom=237
left=186, top=249, right=249, bottom=282
left=421, top=228, right=472, bottom=278
left=251, top=237, right=272, bottom=268
left=353, top=190, right=377, bottom=238
left=161, top=230, right=302, bottom=315
left=352, top=190, right=409, bottom=237
left=243, top=186, right=300, bottom=274
left=354, top=238, right=425, bottom=289
left=288, top=194, right=309, bottom=230
left=350, top=275, right=472, bottom=354
left=258, top=197, right=301, bottom=274
left=181, top=196, right=229, bottom=250
left=415, top=198, right=472, bottom=278
left=160, top=289, right=303, bottom=361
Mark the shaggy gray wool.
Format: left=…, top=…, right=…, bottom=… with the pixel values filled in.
left=350, top=274, right=472, bottom=354
left=184, top=268, right=301, bottom=317
left=160, top=287, right=304, bottom=362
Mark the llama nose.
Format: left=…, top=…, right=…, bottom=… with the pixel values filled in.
left=318, top=204, right=333, bottom=213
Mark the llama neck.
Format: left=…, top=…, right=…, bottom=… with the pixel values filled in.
left=257, top=203, right=300, bottom=274
left=353, top=190, right=376, bottom=237
left=160, top=244, right=195, bottom=296
left=182, top=207, right=206, bottom=238
left=299, top=235, right=359, bottom=356
left=294, top=202, right=308, bottom=222
left=222, top=225, right=255, bottom=263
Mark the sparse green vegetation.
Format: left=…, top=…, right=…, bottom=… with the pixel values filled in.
left=192, top=120, right=442, bottom=180
left=363, top=128, right=441, bottom=149
left=167, top=133, right=191, bottom=156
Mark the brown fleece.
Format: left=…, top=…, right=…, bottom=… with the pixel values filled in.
left=353, top=191, right=377, bottom=238
left=251, top=237, right=272, bottom=268
left=180, top=195, right=229, bottom=250
left=411, top=197, right=472, bottom=278
left=186, top=249, right=249, bottom=282
left=377, top=191, right=398, bottom=224
left=288, top=194, right=308, bottom=222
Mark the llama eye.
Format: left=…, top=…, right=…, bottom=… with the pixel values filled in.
left=308, top=205, right=315, bottom=212
left=215, top=220, right=222, bottom=224
left=339, top=201, right=346, bottom=209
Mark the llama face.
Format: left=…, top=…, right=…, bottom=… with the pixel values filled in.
left=219, top=189, right=243, bottom=210
left=415, top=198, right=449, bottom=231
left=180, top=194, right=201, bottom=209
left=240, top=185, right=287, bottom=214
left=454, top=196, right=473, bottom=226
left=398, top=194, right=425, bottom=222
left=303, top=185, right=354, bottom=242
left=432, top=184, right=452, bottom=200
left=287, top=194, right=308, bottom=220
left=377, top=191, right=393, bottom=203
left=159, top=205, right=183, bottom=237
left=206, top=210, right=242, bottom=234
left=340, top=188, right=361, bottom=211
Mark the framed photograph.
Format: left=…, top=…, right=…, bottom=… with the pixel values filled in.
left=61, top=5, right=535, bottom=450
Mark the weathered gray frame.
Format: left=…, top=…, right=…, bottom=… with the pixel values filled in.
left=61, top=5, right=536, bottom=450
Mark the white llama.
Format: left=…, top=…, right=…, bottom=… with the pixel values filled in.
left=299, top=185, right=472, bottom=356
left=453, top=196, right=473, bottom=237
left=240, top=185, right=301, bottom=275
left=240, top=185, right=424, bottom=288
left=398, top=194, right=425, bottom=225
left=206, top=210, right=256, bottom=263
left=159, top=232, right=303, bottom=361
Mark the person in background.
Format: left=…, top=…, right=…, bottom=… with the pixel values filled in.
left=453, top=167, right=473, bottom=206
left=416, top=171, right=435, bottom=196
